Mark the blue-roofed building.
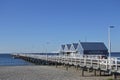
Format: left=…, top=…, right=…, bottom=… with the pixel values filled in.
left=63, top=44, right=72, bottom=56
left=60, top=44, right=71, bottom=56
left=63, top=44, right=71, bottom=52
left=61, top=45, right=65, bottom=52
left=80, top=42, right=108, bottom=58
left=59, top=44, right=65, bottom=56
left=59, top=42, right=108, bottom=58
left=67, top=44, right=71, bottom=49
left=70, top=43, right=80, bottom=57
left=73, top=43, right=79, bottom=50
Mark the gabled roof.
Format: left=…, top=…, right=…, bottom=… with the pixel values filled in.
left=73, top=43, right=79, bottom=49
left=66, top=44, right=71, bottom=50
left=80, top=42, right=108, bottom=51
left=61, top=45, right=65, bottom=50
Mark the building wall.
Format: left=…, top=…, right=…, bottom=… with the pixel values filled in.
left=77, top=43, right=84, bottom=57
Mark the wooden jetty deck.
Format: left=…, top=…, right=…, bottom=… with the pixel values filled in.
left=12, top=54, right=120, bottom=79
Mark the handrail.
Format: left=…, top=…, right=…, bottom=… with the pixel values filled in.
left=13, top=53, right=120, bottom=72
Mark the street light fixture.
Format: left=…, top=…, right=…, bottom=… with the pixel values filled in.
left=108, top=26, right=114, bottom=69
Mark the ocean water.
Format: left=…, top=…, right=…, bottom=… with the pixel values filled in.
left=111, top=52, right=120, bottom=57
left=0, top=53, right=58, bottom=66
left=0, top=54, right=33, bottom=66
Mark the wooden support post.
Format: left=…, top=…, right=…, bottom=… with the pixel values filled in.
left=75, top=65, right=78, bottom=71
left=82, top=68, right=85, bottom=76
left=55, top=62, right=57, bottom=68
left=46, top=60, right=47, bottom=65
left=39, top=60, right=41, bottom=65
left=75, top=65, right=76, bottom=69
left=112, top=73, right=117, bottom=80
left=35, top=59, right=37, bottom=64
left=51, top=62, right=53, bottom=65
left=88, top=68, right=90, bottom=73
left=103, top=71, right=105, bottom=75
left=32, top=59, right=34, bottom=63
left=76, top=65, right=79, bottom=70
left=109, top=71, right=112, bottom=76
left=94, top=69, right=97, bottom=76
left=64, top=63, right=66, bottom=67
left=28, top=58, right=30, bottom=62
left=68, top=63, right=69, bottom=67
left=99, top=70, right=102, bottom=76
left=35, top=59, right=38, bottom=65
left=35, top=60, right=37, bottom=64
left=66, top=64, right=68, bottom=71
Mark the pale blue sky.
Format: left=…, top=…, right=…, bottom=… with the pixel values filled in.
left=0, top=0, right=120, bottom=53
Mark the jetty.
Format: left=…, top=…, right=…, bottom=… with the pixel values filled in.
left=12, top=42, right=120, bottom=80
left=11, top=53, right=120, bottom=79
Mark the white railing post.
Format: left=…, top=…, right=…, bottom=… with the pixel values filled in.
left=106, top=59, right=108, bottom=70
left=58, top=55, right=60, bottom=62
left=79, top=57, right=81, bottom=66
left=91, top=58, right=92, bottom=67
left=98, top=58, right=100, bottom=68
left=70, top=57, right=72, bottom=64
left=62, top=56, right=65, bottom=63
left=84, top=56, right=86, bottom=66
left=75, top=56, right=77, bottom=65
left=67, top=56, right=69, bottom=64
left=115, top=58, right=117, bottom=71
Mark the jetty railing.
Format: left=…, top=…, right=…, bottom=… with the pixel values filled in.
left=12, top=54, right=120, bottom=73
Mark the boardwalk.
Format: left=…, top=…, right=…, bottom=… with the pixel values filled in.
left=12, top=54, right=120, bottom=79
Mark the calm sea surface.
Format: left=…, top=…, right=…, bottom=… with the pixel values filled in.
left=0, top=52, right=120, bottom=66
left=111, top=52, right=120, bottom=57
left=0, top=54, right=33, bottom=66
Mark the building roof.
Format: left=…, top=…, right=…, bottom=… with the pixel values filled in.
left=61, top=45, right=65, bottom=50
left=73, top=43, right=79, bottom=49
left=66, top=44, right=71, bottom=50
left=80, top=42, right=108, bottom=51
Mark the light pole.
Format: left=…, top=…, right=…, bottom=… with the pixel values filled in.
left=108, top=26, right=114, bottom=69
left=45, top=42, right=49, bottom=65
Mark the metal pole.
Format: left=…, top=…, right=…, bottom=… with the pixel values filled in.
left=46, top=42, right=50, bottom=65
left=46, top=43, right=48, bottom=65
left=108, top=26, right=114, bottom=70
left=108, top=27, right=111, bottom=59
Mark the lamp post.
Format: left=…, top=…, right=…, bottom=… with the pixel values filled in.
left=45, top=42, right=49, bottom=65
left=108, top=26, right=114, bottom=69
